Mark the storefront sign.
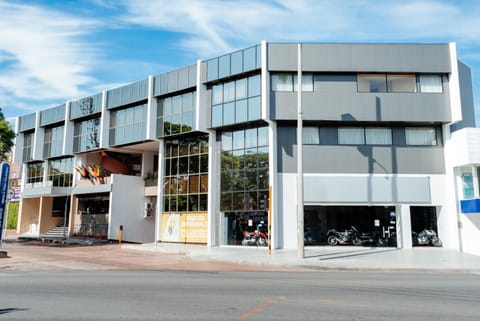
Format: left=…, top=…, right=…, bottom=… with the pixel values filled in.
left=0, top=163, right=11, bottom=242
left=162, top=212, right=208, bottom=243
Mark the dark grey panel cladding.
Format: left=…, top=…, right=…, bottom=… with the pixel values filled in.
left=450, top=60, right=476, bottom=132
left=271, top=91, right=451, bottom=122
left=268, top=43, right=452, bottom=72
left=153, top=64, right=196, bottom=96
left=277, top=126, right=445, bottom=174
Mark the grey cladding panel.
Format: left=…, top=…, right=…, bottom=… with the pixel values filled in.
left=267, top=43, right=451, bottom=72
left=303, top=175, right=431, bottom=204
left=277, top=126, right=445, bottom=174
left=300, top=44, right=451, bottom=72
left=272, top=92, right=451, bottom=123
left=268, top=44, right=298, bottom=71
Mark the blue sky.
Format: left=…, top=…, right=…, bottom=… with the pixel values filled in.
left=1, top=0, right=479, bottom=124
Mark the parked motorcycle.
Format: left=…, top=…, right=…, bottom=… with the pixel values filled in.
left=327, top=226, right=357, bottom=246
left=350, top=227, right=385, bottom=246
left=304, top=227, right=315, bottom=245
left=241, top=224, right=268, bottom=246
left=412, top=229, right=442, bottom=247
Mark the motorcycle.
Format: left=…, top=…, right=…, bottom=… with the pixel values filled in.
left=327, top=226, right=357, bottom=246
left=350, top=227, right=386, bottom=246
left=241, top=224, right=268, bottom=246
left=304, top=227, right=315, bottom=245
left=412, top=229, right=442, bottom=247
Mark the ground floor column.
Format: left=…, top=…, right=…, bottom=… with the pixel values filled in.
left=396, top=205, right=412, bottom=249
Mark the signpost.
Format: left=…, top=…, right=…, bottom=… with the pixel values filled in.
left=0, top=163, right=11, bottom=246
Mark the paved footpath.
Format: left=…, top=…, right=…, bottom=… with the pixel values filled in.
left=0, top=238, right=303, bottom=272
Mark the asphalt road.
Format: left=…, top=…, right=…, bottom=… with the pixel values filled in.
left=1, top=270, right=479, bottom=321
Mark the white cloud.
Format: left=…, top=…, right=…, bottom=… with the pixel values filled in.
left=118, top=0, right=480, bottom=55
left=0, top=1, right=102, bottom=110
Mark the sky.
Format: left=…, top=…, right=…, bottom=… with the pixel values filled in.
left=1, top=0, right=480, bottom=124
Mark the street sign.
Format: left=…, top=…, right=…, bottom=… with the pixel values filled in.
left=0, top=163, right=11, bottom=244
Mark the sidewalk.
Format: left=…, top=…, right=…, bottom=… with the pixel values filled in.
left=124, top=242, right=480, bottom=272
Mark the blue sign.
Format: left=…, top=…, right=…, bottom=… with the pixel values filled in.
left=0, top=163, right=11, bottom=243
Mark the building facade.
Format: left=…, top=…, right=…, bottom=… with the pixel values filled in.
left=12, top=42, right=480, bottom=255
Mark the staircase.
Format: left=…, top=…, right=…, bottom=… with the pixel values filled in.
left=41, top=225, right=69, bottom=239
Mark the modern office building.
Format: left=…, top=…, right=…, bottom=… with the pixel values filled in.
left=11, top=42, right=480, bottom=255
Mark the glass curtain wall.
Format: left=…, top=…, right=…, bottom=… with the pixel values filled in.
left=47, top=158, right=73, bottom=187
left=73, top=118, right=100, bottom=152
left=22, top=131, right=34, bottom=162
left=220, top=126, right=269, bottom=246
left=157, top=92, right=195, bottom=137
left=109, top=103, right=147, bottom=145
left=163, top=135, right=209, bottom=213
left=211, top=74, right=261, bottom=127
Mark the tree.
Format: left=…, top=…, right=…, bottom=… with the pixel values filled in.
left=0, top=108, right=15, bottom=161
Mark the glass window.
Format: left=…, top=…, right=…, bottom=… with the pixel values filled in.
left=338, top=128, right=365, bottom=145
left=164, top=135, right=208, bottom=213
left=223, top=81, right=235, bottom=102
left=243, top=46, right=256, bottom=71
left=212, top=85, right=223, bottom=105
left=247, top=96, right=261, bottom=121
left=231, top=51, right=243, bottom=75
left=461, top=171, right=475, bottom=199
left=365, top=128, right=392, bottom=145
left=248, top=75, right=261, bottom=97
left=303, top=127, right=319, bottom=144
left=207, top=58, right=218, bottom=81
left=235, top=99, right=248, bottom=123
left=218, top=54, right=230, bottom=78
left=236, top=78, right=247, bottom=100
left=419, top=75, right=443, bottom=93
left=223, top=102, right=235, bottom=125
left=387, top=74, right=416, bottom=93
left=406, top=127, right=437, bottom=146
left=233, top=130, right=244, bottom=150
left=272, top=74, right=293, bottom=91
left=357, top=74, right=387, bottom=93
left=212, top=105, right=223, bottom=127
left=294, top=74, right=314, bottom=92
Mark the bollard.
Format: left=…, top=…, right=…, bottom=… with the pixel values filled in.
left=118, top=225, right=123, bottom=244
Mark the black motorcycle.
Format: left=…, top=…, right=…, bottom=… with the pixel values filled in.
left=327, top=226, right=357, bottom=246
left=350, top=227, right=385, bottom=246
left=412, top=229, right=442, bottom=247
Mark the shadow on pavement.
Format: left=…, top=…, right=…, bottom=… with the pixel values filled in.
left=0, top=308, right=29, bottom=315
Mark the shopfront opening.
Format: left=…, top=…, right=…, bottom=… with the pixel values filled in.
left=304, top=206, right=397, bottom=247
left=410, top=206, right=440, bottom=247
left=223, top=211, right=268, bottom=246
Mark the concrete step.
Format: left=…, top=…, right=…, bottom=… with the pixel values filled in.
left=42, top=226, right=68, bottom=238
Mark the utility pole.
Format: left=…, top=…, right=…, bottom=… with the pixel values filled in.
left=296, top=43, right=304, bottom=259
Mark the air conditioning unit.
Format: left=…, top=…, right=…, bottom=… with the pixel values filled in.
left=144, top=202, right=153, bottom=219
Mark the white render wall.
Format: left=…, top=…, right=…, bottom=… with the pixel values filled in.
left=109, top=174, right=155, bottom=243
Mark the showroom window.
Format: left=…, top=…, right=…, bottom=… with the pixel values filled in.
left=405, top=127, right=437, bottom=146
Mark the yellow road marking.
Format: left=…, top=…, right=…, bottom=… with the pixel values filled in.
left=239, top=296, right=286, bottom=319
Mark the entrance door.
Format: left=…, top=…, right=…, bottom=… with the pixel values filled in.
left=410, top=206, right=439, bottom=247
